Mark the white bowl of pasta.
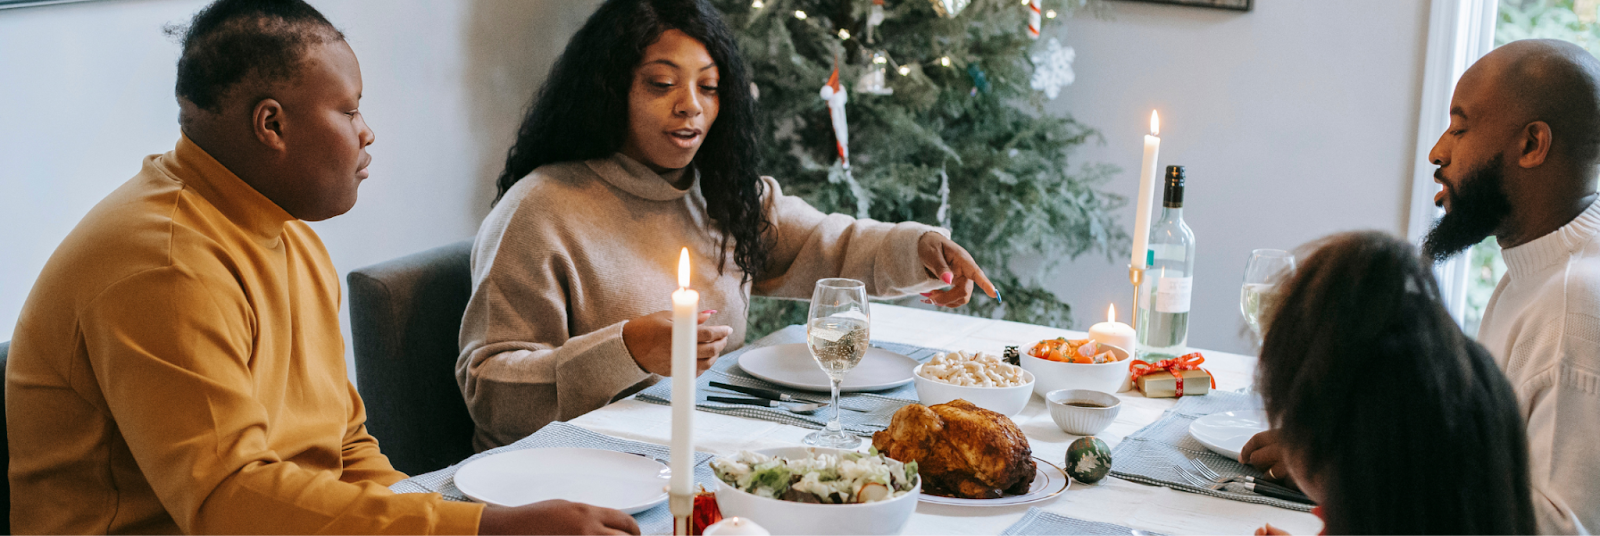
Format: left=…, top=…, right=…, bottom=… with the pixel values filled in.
left=911, top=352, right=1035, bottom=417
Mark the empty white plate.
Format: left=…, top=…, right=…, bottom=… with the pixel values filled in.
left=1188, top=410, right=1269, bottom=461
left=454, top=448, right=671, bottom=513
left=737, top=343, right=918, bottom=392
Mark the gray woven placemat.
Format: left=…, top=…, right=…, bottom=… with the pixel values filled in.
left=634, top=324, right=946, bottom=437
left=1109, top=390, right=1313, bottom=512
left=390, top=421, right=715, bottom=535
left=1001, top=507, right=1168, bottom=536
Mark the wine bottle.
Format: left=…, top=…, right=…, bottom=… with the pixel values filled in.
left=1137, top=166, right=1195, bottom=361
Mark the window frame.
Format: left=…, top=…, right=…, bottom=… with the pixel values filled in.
left=1409, top=0, right=1499, bottom=322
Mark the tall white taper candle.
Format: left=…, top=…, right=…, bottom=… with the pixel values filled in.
left=1132, top=111, right=1161, bottom=270
left=670, top=248, right=698, bottom=535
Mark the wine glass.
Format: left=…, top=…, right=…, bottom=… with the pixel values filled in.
left=1241, top=249, right=1296, bottom=345
left=803, top=278, right=869, bottom=448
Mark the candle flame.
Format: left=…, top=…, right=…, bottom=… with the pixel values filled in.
left=1150, top=110, right=1160, bottom=136
left=1108, top=303, right=1117, bottom=323
left=678, top=248, right=690, bottom=288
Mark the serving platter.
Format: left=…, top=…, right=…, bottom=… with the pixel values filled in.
left=738, top=343, right=918, bottom=392
left=454, top=447, right=670, bottom=514
left=916, top=457, right=1071, bottom=506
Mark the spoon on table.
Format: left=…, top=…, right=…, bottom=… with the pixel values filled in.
left=706, top=395, right=826, bottom=415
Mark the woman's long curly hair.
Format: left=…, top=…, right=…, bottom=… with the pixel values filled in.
left=493, top=0, right=768, bottom=281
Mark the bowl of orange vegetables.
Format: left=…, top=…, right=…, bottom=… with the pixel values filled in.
left=1019, top=338, right=1132, bottom=397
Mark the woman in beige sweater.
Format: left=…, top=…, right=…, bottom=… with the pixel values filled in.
left=458, top=0, right=998, bottom=450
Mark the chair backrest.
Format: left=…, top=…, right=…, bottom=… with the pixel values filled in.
left=347, top=242, right=475, bottom=476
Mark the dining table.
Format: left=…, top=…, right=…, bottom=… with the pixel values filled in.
left=565, top=303, right=1322, bottom=535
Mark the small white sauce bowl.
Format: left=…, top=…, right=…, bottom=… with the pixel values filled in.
left=1045, top=388, right=1122, bottom=436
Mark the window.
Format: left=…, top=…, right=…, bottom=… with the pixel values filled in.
left=1408, top=0, right=1497, bottom=329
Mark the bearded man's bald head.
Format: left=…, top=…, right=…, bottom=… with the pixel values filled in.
left=1491, top=39, right=1600, bottom=168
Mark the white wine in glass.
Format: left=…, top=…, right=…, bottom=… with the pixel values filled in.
left=804, top=278, right=869, bottom=449
left=1241, top=249, right=1296, bottom=344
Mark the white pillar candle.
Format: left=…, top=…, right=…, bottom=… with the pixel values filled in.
left=1089, top=303, right=1136, bottom=356
left=670, top=248, right=698, bottom=533
left=1131, top=111, right=1161, bottom=270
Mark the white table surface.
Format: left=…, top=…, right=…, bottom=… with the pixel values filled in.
left=568, top=304, right=1320, bottom=535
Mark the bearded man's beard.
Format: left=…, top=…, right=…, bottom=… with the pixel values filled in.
left=1422, top=155, right=1512, bottom=263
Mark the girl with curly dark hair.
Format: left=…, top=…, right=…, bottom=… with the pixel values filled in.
left=1249, top=231, right=1535, bottom=535
left=456, top=0, right=996, bottom=449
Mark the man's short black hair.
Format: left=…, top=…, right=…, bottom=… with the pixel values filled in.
left=167, top=0, right=343, bottom=113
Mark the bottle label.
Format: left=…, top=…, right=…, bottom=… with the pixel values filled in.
left=1155, top=277, right=1192, bottom=313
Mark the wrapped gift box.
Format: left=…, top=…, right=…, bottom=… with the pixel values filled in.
left=1134, top=368, right=1212, bottom=398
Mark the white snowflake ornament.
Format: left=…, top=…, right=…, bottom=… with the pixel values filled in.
left=1030, top=37, right=1076, bottom=100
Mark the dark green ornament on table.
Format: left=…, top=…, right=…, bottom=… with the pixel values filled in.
left=1065, top=436, right=1112, bottom=484
left=715, top=0, right=1127, bottom=339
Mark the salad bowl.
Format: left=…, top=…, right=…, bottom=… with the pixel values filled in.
left=713, top=446, right=921, bottom=535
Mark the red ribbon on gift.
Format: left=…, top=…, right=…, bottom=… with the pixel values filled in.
left=1128, top=352, right=1217, bottom=397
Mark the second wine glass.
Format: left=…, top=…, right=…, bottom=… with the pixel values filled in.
left=803, top=278, right=869, bottom=448
left=1241, top=248, right=1296, bottom=345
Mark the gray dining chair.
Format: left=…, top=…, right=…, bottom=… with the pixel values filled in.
left=347, top=241, right=476, bottom=476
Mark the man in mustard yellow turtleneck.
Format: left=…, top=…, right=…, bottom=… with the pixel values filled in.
left=5, top=1, right=637, bottom=534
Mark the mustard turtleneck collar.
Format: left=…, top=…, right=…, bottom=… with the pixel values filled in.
left=158, top=134, right=296, bottom=242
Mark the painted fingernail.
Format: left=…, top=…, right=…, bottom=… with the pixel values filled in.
left=920, top=292, right=932, bottom=297
left=701, top=309, right=718, bottom=315
left=996, top=290, right=1004, bottom=304
left=921, top=299, right=932, bottom=304
left=941, top=272, right=954, bottom=284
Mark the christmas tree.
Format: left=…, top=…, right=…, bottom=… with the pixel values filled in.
left=714, top=0, right=1127, bottom=336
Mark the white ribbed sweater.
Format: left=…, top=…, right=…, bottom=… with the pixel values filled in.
left=456, top=153, right=946, bottom=450
left=1478, top=199, right=1600, bottom=535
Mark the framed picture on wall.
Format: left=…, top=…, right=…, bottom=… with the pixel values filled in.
left=0, top=0, right=97, bottom=9
left=1111, top=0, right=1252, bottom=11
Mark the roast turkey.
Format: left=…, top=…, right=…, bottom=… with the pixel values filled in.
left=871, top=399, right=1036, bottom=499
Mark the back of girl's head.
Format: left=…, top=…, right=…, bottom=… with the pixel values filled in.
left=1257, top=231, right=1533, bottom=534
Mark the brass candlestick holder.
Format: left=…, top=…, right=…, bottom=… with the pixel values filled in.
left=672, top=494, right=691, bottom=535
left=1129, top=265, right=1145, bottom=331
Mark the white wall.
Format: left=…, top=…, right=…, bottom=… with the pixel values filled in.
left=0, top=0, right=601, bottom=375
left=1, top=0, right=1437, bottom=365
left=1041, top=0, right=1432, bottom=354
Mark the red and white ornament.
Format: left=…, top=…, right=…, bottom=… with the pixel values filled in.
left=1027, top=0, right=1042, bottom=39
left=819, top=63, right=850, bottom=169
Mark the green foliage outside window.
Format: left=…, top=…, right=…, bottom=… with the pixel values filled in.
left=714, top=0, right=1127, bottom=340
left=1497, top=0, right=1600, bottom=55
left=1458, top=0, right=1593, bottom=336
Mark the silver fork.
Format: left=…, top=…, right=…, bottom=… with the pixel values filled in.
left=1171, top=462, right=1213, bottom=488
left=1191, top=457, right=1275, bottom=487
left=1188, top=458, right=1224, bottom=481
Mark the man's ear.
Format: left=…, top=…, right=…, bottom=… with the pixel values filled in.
left=252, top=98, right=287, bottom=151
left=1518, top=121, right=1553, bottom=169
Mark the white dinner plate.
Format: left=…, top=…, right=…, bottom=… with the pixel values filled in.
left=916, top=457, right=1070, bottom=506
left=737, top=343, right=918, bottom=393
left=454, top=448, right=670, bottom=513
left=1188, top=410, right=1269, bottom=461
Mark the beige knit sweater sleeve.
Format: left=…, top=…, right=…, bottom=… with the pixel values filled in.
left=753, top=176, right=948, bottom=300
left=456, top=176, right=655, bottom=451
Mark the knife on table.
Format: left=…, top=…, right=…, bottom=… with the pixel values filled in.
left=1222, top=481, right=1315, bottom=505
left=709, top=381, right=870, bottom=412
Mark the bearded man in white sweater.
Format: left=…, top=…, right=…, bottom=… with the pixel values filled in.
left=1423, top=39, right=1600, bottom=534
